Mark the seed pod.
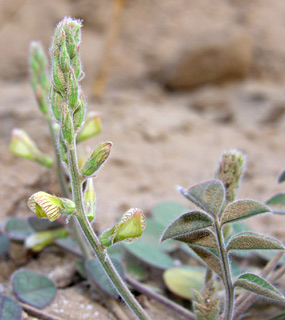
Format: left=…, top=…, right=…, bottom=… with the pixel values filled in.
left=81, top=141, right=112, bottom=176
left=28, top=191, right=75, bottom=222
left=100, top=208, right=146, bottom=247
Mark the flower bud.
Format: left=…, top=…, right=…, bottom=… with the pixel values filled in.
left=28, top=191, right=75, bottom=222
left=81, top=141, right=112, bottom=176
left=50, top=88, right=64, bottom=121
left=25, top=228, right=68, bottom=252
left=61, top=105, right=74, bottom=146
left=59, top=38, right=70, bottom=73
left=10, top=129, right=53, bottom=168
left=73, top=93, right=85, bottom=131
left=52, top=50, right=66, bottom=93
left=215, top=149, right=246, bottom=204
left=77, top=112, right=102, bottom=143
left=67, top=68, right=79, bottom=109
left=84, top=179, right=96, bottom=222
left=100, top=208, right=146, bottom=247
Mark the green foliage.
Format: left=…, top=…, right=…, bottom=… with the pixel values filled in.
left=12, top=270, right=56, bottom=308
left=0, top=233, right=10, bottom=257
left=0, top=293, right=22, bottom=320
left=234, top=273, right=284, bottom=302
left=163, top=267, right=205, bottom=300
left=85, top=258, right=124, bottom=299
left=5, top=217, right=33, bottom=241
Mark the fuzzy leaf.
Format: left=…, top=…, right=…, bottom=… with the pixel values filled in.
left=0, top=233, right=10, bottom=257
left=227, top=232, right=284, bottom=251
left=174, top=229, right=218, bottom=250
left=161, top=211, right=213, bottom=242
left=190, top=246, right=224, bottom=280
left=0, top=293, right=22, bottom=320
left=278, top=170, right=285, bottom=183
left=179, top=180, right=225, bottom=216
left=12, top=270, right=56, bottom=308
left=220, top=200, right=271, bottom=225
left=163, top=267, right=204, bottom=300
left=5, top=217, right=34, bottom=241
left=234, top=273, right=285, bottom=302
left=123, top=241, right=174, bottom=269
left=85, top=258, right=124, bottom=299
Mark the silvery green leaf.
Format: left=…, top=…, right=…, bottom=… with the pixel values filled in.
left=190, top=246, right=224, bottom=280
left=227, top=232, right=284, bottom=251
left=161, top=211, right=213, bottom=242
left=178, top=180, right=225, bottom=216
left=220, top=200, right=271, bottom=225
left=234, top=273, right=285, bottom=302
left=174, top=229, right=218, bottom=250
left=0, top=293, right=22, bottom=320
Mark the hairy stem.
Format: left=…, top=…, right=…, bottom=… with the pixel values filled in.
left=67, top=143, right=151, bottom=320
left=46, top=116, right=92, bottom=259
left=214, top=220, right=234, bottom=320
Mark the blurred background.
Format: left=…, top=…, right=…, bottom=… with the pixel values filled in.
left=1, top=0, right=285, bottom=236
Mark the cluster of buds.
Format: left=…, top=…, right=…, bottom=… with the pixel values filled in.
left=50, top=18, right=85, bottom=149
left=29, top=42, right=50, bottom=115
left=100, top=208, right=146, bottom=247
left=215, top=149, right=246, bottom=204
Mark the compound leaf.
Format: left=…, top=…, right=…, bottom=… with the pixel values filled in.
left=178, top=180, right=225, bottom=216
left=234, top=273, right=284, bottom=302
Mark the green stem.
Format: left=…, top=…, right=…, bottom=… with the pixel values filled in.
left=46, top=116, right=91, bottom=259
left=67, top=144, right=151, bottom=320
left=214, top=220, right=234, bottom=320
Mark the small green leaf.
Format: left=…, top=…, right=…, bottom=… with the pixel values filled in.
left=234, top=273, right=285, bottom=302
left=28, top=217, right=63, bottom=232
left=55, top=236, right=81, bottom=256
left=190, top=246, right=224, bottom=280
left=220, top=200, right=271, bottom=225
left=5, top=217, right=34, bottom=241
left=124, top=254, right=147, bottom=281
left=0, top=293, right=22, bottom=320
left=227, top=232, right=284, bottom=251
left=12, top=270, right=56, bottom=308
left=0, top=233, right=10, bottom=257
left=123, top=241, right=174, bottom=269
left=267, top=313, right=285, bottom=320
left=161, top=211, right=213, bottom=242
left=278, top=170, right=285, bottom=183
left=174, top=229, right=218, bottom=250
left=85, top=258, right=124, bottom=299
left=163, top=267, right=205, bottom=300
left=266, top=194, right=285, bottom=214
left=151, top=201, right=189, bottom=228
left=179, top=180, right=225, bottom=216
